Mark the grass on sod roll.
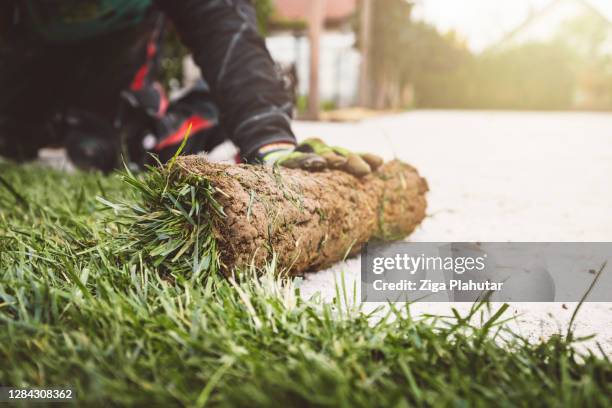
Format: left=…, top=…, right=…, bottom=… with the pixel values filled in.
left=0, top=160, right=611, bottom=407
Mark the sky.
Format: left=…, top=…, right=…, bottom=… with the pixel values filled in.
left=411, top=0, right=612, bottom=51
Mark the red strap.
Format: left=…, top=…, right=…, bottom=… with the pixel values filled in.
left=130, top=65, right=149, bottom=91
left=130, top=36, right=158, bottom=91
left=155, top=116, right=213, bottom=151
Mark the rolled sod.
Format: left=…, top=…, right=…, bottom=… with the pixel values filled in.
left=172, top=156, right=428, bottom=275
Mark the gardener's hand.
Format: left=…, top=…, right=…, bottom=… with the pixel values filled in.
left=257, top=139, right=383, bottom=177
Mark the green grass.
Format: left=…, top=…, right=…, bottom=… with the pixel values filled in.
left=0, top=161, right=611, bottom=407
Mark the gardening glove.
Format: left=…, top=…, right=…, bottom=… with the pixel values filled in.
left=291, top=138, right=383, bottom=177
left=255, top=142, right=328, bottom=171
left=256, top=139, right=383, bottom=178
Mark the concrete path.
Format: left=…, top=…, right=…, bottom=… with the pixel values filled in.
left=36, top=110, right=612, bottom=354
left=292, top=110, right=612, bottom=355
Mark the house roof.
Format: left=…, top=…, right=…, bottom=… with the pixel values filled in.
left=588, top=0, right=612, bottom=22
left=273, top=0, right=357, bottom=24
left=496, top=0, right=612, bottom=48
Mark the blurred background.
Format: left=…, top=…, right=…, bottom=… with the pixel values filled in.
left=161, top=0, right=612, bottom=119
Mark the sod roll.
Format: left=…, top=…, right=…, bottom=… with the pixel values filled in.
left=174, top=156, right=428, bottom=275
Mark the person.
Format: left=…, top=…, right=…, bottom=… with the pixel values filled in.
left=0, top=0, right=381, bottom=176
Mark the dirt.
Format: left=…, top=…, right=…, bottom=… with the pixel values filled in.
left=175, top=157, right=428, bottom=275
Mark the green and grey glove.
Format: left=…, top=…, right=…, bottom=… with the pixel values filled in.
left=256, top=138, right=383, bottom=178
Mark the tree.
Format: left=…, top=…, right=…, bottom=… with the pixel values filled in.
left=253, top=0, right=274, bottom=34
left=362, top=0, right=470, bottom=109
left=555, top=13, right=612, bottom=109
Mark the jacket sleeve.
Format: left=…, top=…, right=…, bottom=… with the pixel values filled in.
left=155, top=0, right=296, bottom=159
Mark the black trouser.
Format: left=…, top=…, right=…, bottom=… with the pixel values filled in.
left=0, top=12, right=224, bottom=168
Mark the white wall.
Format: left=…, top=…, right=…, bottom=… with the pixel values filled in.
left=266, top=31, right=361, bottom=107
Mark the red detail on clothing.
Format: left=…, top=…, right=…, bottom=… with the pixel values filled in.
left=130, top=38, right=158, bottom=91
left=153, top=82, right=169, bottom=117
left=147, top=41, right=157, bottom=58
left=130, top=65, right=148, bottom=91
left=155, top=116, right=213, bottom=151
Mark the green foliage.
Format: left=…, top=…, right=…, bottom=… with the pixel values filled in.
left=294, top=95, right=337, bottom=115
left=366, top=1, right=472, bottom=109
left=556, top=12, right=611, bottom=60
left=160, top=25, right=189, bottom=88
left=364, top=0, right=416, bottom=108
left=253, top=0, right=274, bottom=35
left=296, top=94, right=308, bottom=115
left=366, top=3, right=612, bottom=110
left=416, top=42, right=576, bottom=110
left=321, top=99, right=338, bottom=112
left=555, top=12, right=612, bottom=109
left=0, top=161, right=611, bottom=406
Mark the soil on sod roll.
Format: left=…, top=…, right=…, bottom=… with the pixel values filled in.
left=174, top=156, right=428, bottom=275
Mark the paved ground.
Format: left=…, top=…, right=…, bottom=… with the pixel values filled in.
left=291, top=110, right=612, bottom=355
left=38, top=110, right=612, bottom=354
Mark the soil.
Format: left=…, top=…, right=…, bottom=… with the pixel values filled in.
left=175, top=157, right=428, bottom=275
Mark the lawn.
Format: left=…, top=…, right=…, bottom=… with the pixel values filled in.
left=0, top=160, right=610, bottom=406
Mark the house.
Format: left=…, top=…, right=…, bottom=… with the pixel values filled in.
left=180, top=1, right=360, bottom=108
left=266, top=0, right=360, bottom=108
left=271, top=0, right=357, bottom=29
left=496, top=0, right=612, bottom=52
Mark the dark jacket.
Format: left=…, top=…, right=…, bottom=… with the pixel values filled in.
left=157, top=0, right=296, bottom=158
